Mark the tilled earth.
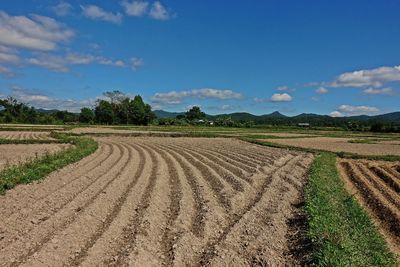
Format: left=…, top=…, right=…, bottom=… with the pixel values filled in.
left=0, top=131, right=53, bottom=140
left=0, top=137, right=313, bottom=266
left=338, top=158, right=400, bottom=254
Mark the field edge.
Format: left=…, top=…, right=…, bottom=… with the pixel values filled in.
left=0, top=133, right=98, bottom=194
left=305, top=152, right=397, bottom=266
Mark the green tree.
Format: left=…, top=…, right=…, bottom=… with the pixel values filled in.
left=79, top=107, right=95, bottom=123
left=185, top=106, right=205, bottom=121
left=95, top=100, right=114, bottom=124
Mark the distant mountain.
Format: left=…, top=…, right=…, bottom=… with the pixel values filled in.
left=153, top=110, right=185, bottom=118
left=35, top=108, right=61, bottom=114
left=156, top=110, right=400, bottom=124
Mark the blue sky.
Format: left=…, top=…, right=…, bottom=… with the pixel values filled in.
left=0, top=0, right=399, bottom=116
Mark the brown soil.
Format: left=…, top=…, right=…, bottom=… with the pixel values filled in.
left=0, top=144, right=71, bottom=170
left=337, top=158, right=400, bottom=254
left=0, top=137, right=313, bottom=266
left=266, top=137, right=400, bottom=155
left=0, top=131, right=53, bottom=140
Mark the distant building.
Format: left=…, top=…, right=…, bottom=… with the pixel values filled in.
left=298, top=123, right=310, bottom=127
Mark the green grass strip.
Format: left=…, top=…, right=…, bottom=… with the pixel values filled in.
left=305, top=152, right=396, bottom=266
left=0, top=138, right=65, bottom=145
left=0, top=134, right=97, bottom=194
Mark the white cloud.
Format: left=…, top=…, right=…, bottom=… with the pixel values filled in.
left=51, top=1, right=73, bottom=17
left=81, top=5, right=123, bottom=24
left=27, top=54, right=69, bottom=72
left=0, top=65, right=15, bottom=78
left=151, top=88, right=243, bottom=105
left=121, top=1, right=149, bottom=16
left=149, top=1, right=170, bottom=20
left=362, top=87, right=394, bottom=95
left=329, top=111, right=343, bottom=117
left=276, top=85, right=289, bottom=91
left=0, top=52, right=20, bottom=64
left=209, top=104, right=241, bottom=111
left=66, top=53, right=94, bottom=64
left=9, top=85, right=95, bottom=112
left=329, top=65, right=400, bottom=88
left=27, top=52, right=143, bottom=72
left=270, top=93, right=292, bottom=102
left=0, top=11, right=74, bottom=51
left=331, top=104, right=380, bottom=116
left=316, top=87, right=328, bottom=94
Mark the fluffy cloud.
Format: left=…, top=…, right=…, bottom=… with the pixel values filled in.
left=316, top=87, right=328, bottom=94
left=81, top=5, right=123, bottom=24
left=209, top=104, right=241, bottom=111
left=27, top=52, right=143, bottom=72
left=329, top=111, right=343, bottom=117
left=0, top=52, right=20, bottom=64
left=362, top=87, right=394, bottom=95
left=149, top=1, right=170, bottom=20
left=270, top=93, right=292, bottom=102
left=0, top=11, right=74, bottom=51
left=51, top=1, right=73, bottom=17
left=121, top=1, right=149, bottom=16
left=329, top=65, right=400, bottom=88
left=0, top=65, right=15, bottom=78
left=151, top=88, right=243, bottom=105
left=330, top=104, right=380, bottom=117
left=9, top=86, right=95, bottom=112
left=276, top=86, right=289, bottom=91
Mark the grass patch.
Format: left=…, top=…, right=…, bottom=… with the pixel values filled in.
left=305, top=152, right=396, bottom=266
left=0, top=138, right=65, bottom=145
left=0, top=133, right=97, bottom=194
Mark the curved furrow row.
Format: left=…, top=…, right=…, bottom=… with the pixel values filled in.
left=356, top=163, right=400, bottom=207
left=0, top=143, right=116, bottom=238
left=142, top=143, right=184, bottom=266
left=77, top=143, right=152, bottom=267
left=108, top=143, right=161, bottom=266
left=68, top=143, right=146, bottom=266
left=395, top=165, right=400, bottom=174
left=178, top=140, right=263, bottom=168
left=0, top=143, right=131, bottom=266
left=169, top=144, right=245, bottom=192
left=159, top=145, right=207, bottom=238
left=369, top=166, right=400, bottom=193
left=164, top=144, right=232, bottom=210
left=340, top=161, right=400, bottom=245
left=0, top=142, right=108, bottom=218
left=177, top=143, right=255, bottom=183
left=197, top=154, right=304, bottom=266
left=17, top=143, right=134, bottom=266
left=382, top=166, right=400, bottom=181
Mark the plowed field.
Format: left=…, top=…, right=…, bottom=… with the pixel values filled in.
left=0, top=131, right=53, bottom=140
left=0, top=137, right=313, bottom=266
left=338, top=159, right=400, bottom=254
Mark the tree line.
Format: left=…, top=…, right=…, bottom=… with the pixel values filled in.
left=0, top=91, right=156, bottom=125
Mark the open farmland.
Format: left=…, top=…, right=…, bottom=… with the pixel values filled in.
left=0, top=144, right=70, bottom=170
left=0, top=137, right=313, bottom=266
left=263, top=137, right=400, bottom=156
left=337, top=159, right=400, bottom=254
left=0, top=131, right=53, bottom=140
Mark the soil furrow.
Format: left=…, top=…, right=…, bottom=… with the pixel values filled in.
left=17, top=143, right=134, bottom=266
left=0, top=142, right=117, bottom=243
left=178, top=144, right=255, bottom=183
left=108, top=142, right=160, bottom=266
left=370, top=166, right=400, bottom=193
left=0, top=143, right=130, bottom=266
left=340, top=161, right=400, bottom=246
left=68, top=143, right=146, bottom=266
left=159, top=145, right=206, bottom=238
left=164, top=144, right=232, bottom=210
left=198, top=154, right=300, bottom=266
left=169, top=144, right=245, bottom=192
left=356, top=163, right=400, bottom=207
